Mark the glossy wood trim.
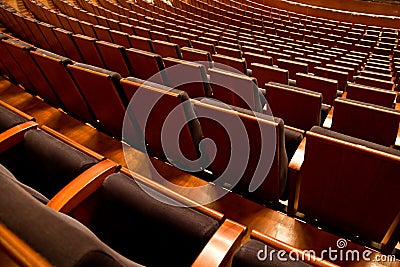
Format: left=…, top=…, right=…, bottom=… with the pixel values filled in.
left=252, top=230, right=339, bottom=267
left=287, top=137, right=307, bottom=216
left=120, top=167, right=225, bottom=221
left=0, top=223, right=51, bottom=267
left=40, top=125, right=105, bottom=161
left=192, top=219, right=246, bottom=267
left=0, top=100, right=34, bottom=121
left=0, top=121, right=38, bottom=153
left=47, top=159, right=119, bottom=213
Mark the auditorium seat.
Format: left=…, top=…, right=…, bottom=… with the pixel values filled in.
left=296, top=73, right=338, bottom=106
left=0, top=167, right=143, bottom=267
left=125, top=48, right=167, bottom=84
left=277, top=58, right=308, bottom=80
left=181, top=46, right=213, bottom=70
left=244, top=52, right=273, bottom=66
left=191, top=40, right=216, bottom=54
left=120, top=77, right=202, bottom=165
left=215, top=45, right=242, bottom=58
left=354, top=75, right=394, bottom=90
left=30, top=49, right=95, bottom=124
left=314, top=66, right=349, bottom=92
left=71, top=34, right=105, bottom=69
left=232, top=230, right=336, bottom=267
left=93, top=24, right=113, bottom=43
left=152, top=39, right=183, bottom=59
left=329, top=98, right=400, bottom=147
left=213, top=54, right=249, bottom=75
left=67, top=63, right=126, bottom=137
left=192, top=98, right=288, bottom=203
left=133, top=26, right=151, bottom=39
left=251, top=63, right=289, bottom=86
left=36, top=22, right=66, bottom=56
left=0, top=122, right=117, bottom=202
left=264, top=82, right=324, bottom=131
left=288, top=126, right=400, bottom=253
left=47, top=169, right=245, bottom=267
left=163, top=57, right=212, bottom=98
left=109, top=29, right=131, bottom=48
left=96, top=41, right=132, bottom=77
left=1, top=38, right=62, bottom=107
left=53, top=28, right=84, bottom=62
left=209, top=68, right=263, bottom=112
left=346, top=83, right=397, bottom=108
left=127, top=35, right=154, bottom=52
left=169, top=35, right=192, bottom=48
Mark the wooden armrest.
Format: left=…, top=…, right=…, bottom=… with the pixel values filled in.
left=0, top=121, right=38, bottom=153
left=120, top=167, right=225, bottom=221
left=251, top=230, right=339, bottom=267
left=192, top=219, right=246, bottom=267
left=322, top=105, right=334, bottom=128
left=47, top=159, right=119, bottom=213
left=40, top=125, right=104, bottom=161
left=0, top=100, right=35, bottom=121
left=287, top=137, right=307, bottom=216
left=0, top=223, right=51, bottom=267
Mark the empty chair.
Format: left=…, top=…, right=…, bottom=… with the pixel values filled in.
left=215, top=46, right=242, bottom=58
left=170, top=35, right=192, bottom=48
left=133, top=26, right=151, bottom=39
left=213, top=54, right=249, bottom=76
left=36, top=22, right=66, bottom=56
left=288, top=126, right=400, bottom=253
left=296, top=73, right=338, bottom=106
left=152, top=40, right=183, bottom=59
left=1, top=38, right=62, bottom=107
left=109, top=29, right=131, bottom=47
left=244, top=52, right=272, bottom=66
left=0, top=100, right=33, bottom=133
left=314, top=66, right=348, bottom=92
left=192, top=98, right=288, bottom=203
left=93, top=25, right=113, bottom=43
left=181, top=47, right=213, bottom=70
left=329, top=98, right=400, bottom=147
left=163, top=57, right=212, bottom=98
left=354, top=75, right=394, bottom=91
left=346, top=83, right=397, bottom=108
left=0, top=168, right=143, bottom=267
left=128, top=35, right=154, bottom=52
left=276, top=58, right=308, bottom=80
left=53, top=28, right=84, bottom=62
left=30, top=49, right=95, bottom=124
left=125, top=48, right=166, bottom=84
left=209, top=68, right=263, bottom=112
left=251, top=63, right=289, bottom=86
left=191, top=40, right=216, bottom=54
left=67, top=63, right=126, bottom=138
left=72, top=34, right=106, bottom=69
left=264, top=82, right=324, bottom=131
left=0, top=123, right=116, bottom=202
left=150, top=30, right=170, bottom=42
left=96, top=41, right=132, bottom=77
left=120, top=77, right=202, bottom=166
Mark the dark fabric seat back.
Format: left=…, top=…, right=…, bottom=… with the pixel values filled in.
left=0, top=104, right=28, bottom=133
left=90, top=173, right=220, bottom=267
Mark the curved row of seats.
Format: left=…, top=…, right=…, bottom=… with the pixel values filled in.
left=0, top=100, right=342, bottom=267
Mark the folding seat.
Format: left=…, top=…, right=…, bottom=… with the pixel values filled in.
left=149, top=30, right=170, bottom=42
left=133, top=26, right=152, bottom=39
left=124, top=48, right=167, bottom=84
left=209, top=68, right=263, bottom=112
left=354, top=75, right=394, bottom=91
left=360, top=70, right=392, bottom=82
left=72, top=34, right=106, bottom=69
left=244, top=52, right=272, bottom=66
left=214, top=45, right=242, bottom=59
left=22, top=18, right=52, bottom=51
left=107, top=29, right=130, bottom=47
left=325, top=63, right=355, bottom=81
left=264, top=82, right=324, bottom=131
left=0, top=100, right=33, bottom=133
left=163, top=57, right=212, bottom=98
left=67, top=63, right=126, bottom=137
left=288, top=126, right=400, bottom=253
left=328, top=98, right=400, bottom=146
left=47, top=169, right=245, bottom=266
left=313, top=66, right=348, bottom=92
left=53, top=28, right=84, bottom=62
left=232, top=230, right=335, bottom=267
left=265, top=50, right=292, bottom=64
left=66, top=16, right=84, bottom=35
left=296, top=73, right=338, bottom=106
left=191, top=40, right=216, bottom=54
left=120, top=78, right=202, bottom=164
left=96, top=41, right=132, bottom=78
left=181, top=47, right=213, bottom=70
left=169, top=35, right=192, bottom=48
left=213, top=54, right=249, bottom=76
left=128, top=35, right=154, bottom=52
left=251, top=63, right=289, bottom=86
left=192, top=98, right=288, bottom=203
left=218, top=41, right=240, bottom=50
left=1, top=38, right=63, bottom=107
left=0, top=123, right=116, bottom=201
left=152, top=40, right=183, bottom=59
left=56, top=12, right=73, bottom=31
left=276, top=58, right=308, bottom=80
left=30, top=49, right=95, bottom=124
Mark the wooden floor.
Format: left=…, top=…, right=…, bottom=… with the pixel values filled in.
left=0, top=75, right=398, bottom=266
